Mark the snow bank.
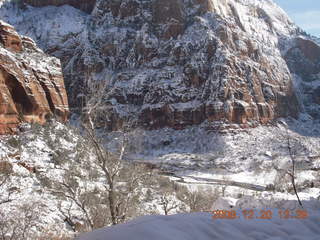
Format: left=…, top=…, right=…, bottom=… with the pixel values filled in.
left=77, top=211, right=320, bottom=240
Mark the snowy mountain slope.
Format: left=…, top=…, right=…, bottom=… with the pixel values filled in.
left=0, top=122, right=85, bottom=238
left=0, top=121, right=194, bottom=237
left=123, top=117, right=320, bottom=171
left=0, top=0, right=319, bottom=130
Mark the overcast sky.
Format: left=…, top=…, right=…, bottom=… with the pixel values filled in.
left=273, top=0, right=320, bottom=37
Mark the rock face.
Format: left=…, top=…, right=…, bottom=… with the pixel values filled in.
left=0, top=21, right=22, bottom=52
left=0, top=21, right=69, bottom=134
left=1, top=0, right=319, bottom=130
left=284, top=37, right=320, bottom=118
left=23, top=0, right=96, bottom=13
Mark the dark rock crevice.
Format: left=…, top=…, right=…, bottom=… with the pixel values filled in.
left=2, top=67, right=34, bottom=116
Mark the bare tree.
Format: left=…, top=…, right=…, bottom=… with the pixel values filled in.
left=177, top=185, right=219, bottom=212
left=0, top=161, right=14, bottom=206
left=274, top=122, right=304, bottom=207
left=145, top=176, right=185, bottom=215
left=83, top=73, right=155, bottom=225
left=82, top=129, right=151, bottom=225
left=53, top=178, right=96, bottom=231
left=0, top=203, right=40, bottom=240
left=0, top=175, right=10, bottom=205
left=285, top=128, right=303, bottom=207
left=148, top=178, right=219, bottom=215
left=51, top=75, right=153, bottom=230
left=159, top=192, right=180, bottom=215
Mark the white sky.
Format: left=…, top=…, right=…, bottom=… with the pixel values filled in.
left=274, top=0, right=320, bottom=37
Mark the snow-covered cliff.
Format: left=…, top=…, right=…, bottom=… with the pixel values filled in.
left=0, top=20, right=69, bottom=134
left=0, top=0, right=319, bottom=130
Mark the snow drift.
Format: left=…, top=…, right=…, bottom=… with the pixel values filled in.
left=77, top=210, right=320, bottom=240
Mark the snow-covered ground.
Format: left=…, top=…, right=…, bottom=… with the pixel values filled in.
left=0, top=122, right=82, bottom=238
left=77, top=208, right=320, bottom=240
left=0, top=116, right=319, bottom=239
left=107, top=115, right=320, bottom=211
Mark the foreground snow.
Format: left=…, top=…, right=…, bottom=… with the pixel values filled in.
left=77, top=210, right=320, bottom=240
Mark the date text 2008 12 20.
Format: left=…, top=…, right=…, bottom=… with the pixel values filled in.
left=211, top=209, right=309, bottom=220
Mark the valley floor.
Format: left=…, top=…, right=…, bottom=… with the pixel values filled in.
left=0, top=115, right=319, bottom=239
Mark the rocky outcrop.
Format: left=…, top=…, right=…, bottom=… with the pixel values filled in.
left=285, top=38, right=320, bottom=78
left=2, top=0, right=317, bottom=130
left=313, top=87, right=320, bottom=105
left=75, top=0, right=300, bottom=130
left=0, top=21, right=22, bottom=52
left=284, top=37, right=320, bottom=118
left=0, top=21, right=69, bottom=134
left=23, top=0, right=96, bottom=13
left=152, top=0, right=186, bottom=39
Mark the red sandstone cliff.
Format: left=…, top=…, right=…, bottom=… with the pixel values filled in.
left=0, top=21, right=69, bottom=134
left=4, top=0, right=319, bottom=130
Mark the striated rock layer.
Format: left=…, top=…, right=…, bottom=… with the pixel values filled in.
left=2, top=0, right=319, bottom=130
left=23, top=0, right=96, bottom=13
left=0, top=21, right=69, bottom=134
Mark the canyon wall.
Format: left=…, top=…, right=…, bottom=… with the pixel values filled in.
left=2, top=0, right=319, bottom=130
left=0, top=21, right=69, bottom=134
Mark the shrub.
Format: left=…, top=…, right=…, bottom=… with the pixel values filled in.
left=0, top=161, right=13, bottom=175
left=6, top=136, right=21, bottom=149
